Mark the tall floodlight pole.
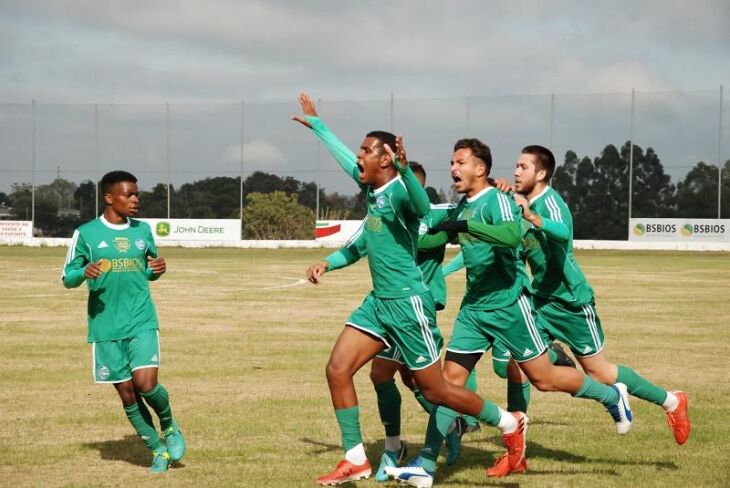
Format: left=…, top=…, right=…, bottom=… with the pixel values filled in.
left=94, top=104, right=100, bottom=216
left=31, top=99, right=36, bottom=233
left=718, top=85, right=724, bottom=218
left=240, top=100, right=245, bottom=229
left=166, top=103, right=171, bottom=219
left=628, top=89, right=635, bottom=222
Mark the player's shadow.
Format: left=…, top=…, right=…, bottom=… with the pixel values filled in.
left=83, top=435, right=186, bottom=469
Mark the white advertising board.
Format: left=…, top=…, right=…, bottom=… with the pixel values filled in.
left=315, top=220, right=364, bottom=242
left=0, top=221, right=33, bottom=239
left=139, top=219, right=241, bottom=241
left=629, top=219, right=729, bottom=242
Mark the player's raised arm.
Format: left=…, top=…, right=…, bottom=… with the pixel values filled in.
left=384, top=135, right=430, bottom=218
left=442, top=251, right=465, bottom=276
left=291, top=92, right=362, bottom=187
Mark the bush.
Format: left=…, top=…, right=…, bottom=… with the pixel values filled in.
left=242, top=191, right=315, bottom=240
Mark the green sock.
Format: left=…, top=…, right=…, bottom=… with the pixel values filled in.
left=137, top=396, right=155, bottom=428
left=374, top=380, right=401, bottom=438
left=574, top=375, right=620, bottom=407
left=412, top=387, right=434, bottom=415
left=334, top=406, right=363, bottom=452
left=476, top=399, right=502, bottom=426
left=462, top=369, right=480, bottom=427
left=419, top=406, right=457, bottom=471
left=124, top=403, right=163, bottom=452
left=492, top=359, right=508, bottom=379
left=617, top=365, right=668, bottom=406
left=139, top=383, right=174, bottom=431
left=507, top=381, right=531, bottom=413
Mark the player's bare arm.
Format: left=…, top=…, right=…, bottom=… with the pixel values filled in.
left=291, top=91, right=319, bottom=129
left=306, top=261, right=328, bottom=284
left=84, top=261, right=103, bottom=280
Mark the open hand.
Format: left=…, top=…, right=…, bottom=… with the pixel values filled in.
left=383, top=135, right=408, bottom=171
left=147, top=255, right=166, bottom=275
left=291, top=91, right=319, bottom=128
left=306, top=261, right=328, bottom=284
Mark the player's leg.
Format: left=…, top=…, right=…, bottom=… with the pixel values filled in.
left=387, top=304, right=527, bottom=484
left=130, top=329, right=186, bottom=462
left=95, top=339, right=168, bottom=472
left=317, top=294, right=389, bottom=486
left=369, top=355, right=408, bottom=482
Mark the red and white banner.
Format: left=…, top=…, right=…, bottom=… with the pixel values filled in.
left=315, top=220, right=363, bottom=242
left=0, top=220, right=33, bottom=239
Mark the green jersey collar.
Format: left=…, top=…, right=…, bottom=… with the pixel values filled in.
left=528, top=185, right=550, bottom=206
left=372, top=174, right=402, bottom=195
left=466, top=185, right=494, bottom=203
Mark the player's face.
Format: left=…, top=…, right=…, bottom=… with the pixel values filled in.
left=514, top=153, right=539, bottom=194
left=357, top=136, right=390, bottom=185
left=105, top=181, right=140, bottom=218
left=451, top=148, right=485, bottom=195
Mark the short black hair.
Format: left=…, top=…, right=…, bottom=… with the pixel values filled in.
left=454, top=138, right=492, bottom=176
left=366, top=130, right=397, bottom=155
left=521, top=145, right=556, bottom=181
left=101, top=170, right=137, bottom=193
left=409, top=161, right=426, bottom=179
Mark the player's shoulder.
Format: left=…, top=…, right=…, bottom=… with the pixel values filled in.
left=76, top=217, right=102, bottom=234
left=129, top=218, right=152, bottom=231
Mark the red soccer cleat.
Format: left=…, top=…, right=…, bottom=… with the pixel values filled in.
left=487, top=453, right=527, bottom=477
left=666, top=391, right=690, bottom=445
left=487, top=412, right=528, bottom=477
left=316, top=459, right=372, bottom=486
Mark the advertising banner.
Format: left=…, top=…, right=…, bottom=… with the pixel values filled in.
left=0, top=221, right=33, bottom=238
left=315, top=220, right=364, bottom=242
left=139, top=219, right=241, bottom=241
left=629, top=219, right=729, bottom=242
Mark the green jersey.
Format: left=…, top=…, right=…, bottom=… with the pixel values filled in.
left=457, top=187, right=530, bottom=310
left=308, top=116, right=430, bottom=298
left=522, top=186, right=593, bottom=306
left=327, top=202, right=456, bottom=307
left=62, top=216, right=161, bottom=343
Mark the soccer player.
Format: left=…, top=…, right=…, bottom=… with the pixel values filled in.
left=509, top=144, right=690, bottom=444
left=387, top=138, right=632, bottom=483
left=294, top=93, right=530, bottom=486
left=62, top=171, right=185, bottom=473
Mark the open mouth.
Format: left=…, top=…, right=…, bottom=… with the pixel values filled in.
left=452, top=176, right=462, bottom=183
left=357, top=163, right=364, bottom=174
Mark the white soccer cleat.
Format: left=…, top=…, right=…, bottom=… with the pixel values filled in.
left=607, top=382, right=633, bottom=434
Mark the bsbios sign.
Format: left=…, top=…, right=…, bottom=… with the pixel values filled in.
left=629, top=219, right=729, bottom=242
left=139, top=219, right=241, bottom=241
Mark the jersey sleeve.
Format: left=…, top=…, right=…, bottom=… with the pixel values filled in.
left=442, top=251, right=465, bottom=276
left=62, top=229, right=90, bottom=288
left=325, top=220, right=367, bottom=271
left=143, top=224, right=163, bottom=281
left=306, top=116, right=364, bottom=189
left=535, top=194, right=571, bottom=243
left=398, top=164, right=430, bottom=218
left=466, top=192, right=521, bottom=247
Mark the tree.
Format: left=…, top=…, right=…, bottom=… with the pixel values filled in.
left=242, top=191, right=315, bottom=239
left=138, top=183, right=171, bottom=218
left=722, top=159, right=730, bottom=218
left=676, top=161, right=720, bottom=218
left=630, top=145, right=675, bottom=218
left=175, top=177, right=240, bottom=218
left=74, top=180, right=98, bottom=220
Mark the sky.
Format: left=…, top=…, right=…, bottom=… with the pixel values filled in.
left=1, top=0, right=729, bottom=196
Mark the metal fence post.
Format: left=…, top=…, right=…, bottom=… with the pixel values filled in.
left=240, top=100, right=245, bottom=226
left=94, top=103, right=99, bottom=216
left=719, top=85, right=724, bottom=218
left=628, top=89, right=635, bottom=221
left=31, top=99, right=36, bottom=232
left=165, top=102, right=171, bottom=219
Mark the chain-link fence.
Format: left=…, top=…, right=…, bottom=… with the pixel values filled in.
left=0, top=87, right=727, bottom=238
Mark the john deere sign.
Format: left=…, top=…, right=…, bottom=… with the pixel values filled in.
left=140, top=219, right=241, bottom=241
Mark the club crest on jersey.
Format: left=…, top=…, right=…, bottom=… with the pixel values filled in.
left=376, top=195, right=385, bottom=209
left=113, top=237, right=130, bottom=253
left=135, top=238, right=146, bottom=251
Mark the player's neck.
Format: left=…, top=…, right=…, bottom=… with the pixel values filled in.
left=526, top=182, right=548, bottom=201
left=103, top=209, right=129, bottom=225
left=466, top=179, right=490, bottom=198
left=371, top=168, right=398, bottom=189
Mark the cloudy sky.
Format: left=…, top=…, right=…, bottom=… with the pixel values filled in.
left=1, top=0, right=729, bottom=196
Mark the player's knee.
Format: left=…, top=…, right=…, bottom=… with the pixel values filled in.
left=325, top=359, right=351, bottom=385
left=586, top=369, right=615, bottom=385
left=528, top=374, right=559, bottom=392
left=369, top=367, right=391, bottom=385
left=492, top=360, right=508, bottom=379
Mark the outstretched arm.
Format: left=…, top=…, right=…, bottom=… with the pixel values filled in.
left=384, top=135, right=430, bottom=218
left=291, top=92, right=362, bottom=187
left=428, top=219, right=521, bottom=247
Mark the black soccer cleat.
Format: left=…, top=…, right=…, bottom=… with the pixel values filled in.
left=549, top=342, right=576, bottom=368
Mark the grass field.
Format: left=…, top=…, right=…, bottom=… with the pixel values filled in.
left=1, top=246, right=729, bottom=487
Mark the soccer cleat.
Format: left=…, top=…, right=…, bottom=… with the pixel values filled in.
left=163, top=422, right=186, bottom=462
left=486, top=454, right=527, bottom=477
left=316, top=459, right=372, bottom=486
left=445, top=416, right=468, bottom=466
left=150, top=450, right=170, bottom=473
left=666, top=390, right=690, bottom=445
left=549, top=342, right=576, bottom=368
left=607, top=382, right=633, bottom=434
left=384, top=456, right=435, bottom=488
left=490, top=412, right=528, bottom=477
left=375, top=442, right=407, bottom=482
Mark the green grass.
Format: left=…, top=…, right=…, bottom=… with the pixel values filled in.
left=1, top=247, right=729, bottom=487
